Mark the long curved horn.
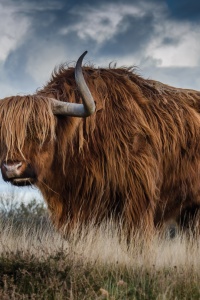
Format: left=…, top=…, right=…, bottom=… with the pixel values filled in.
left=51, top=51, right=95, bottom=117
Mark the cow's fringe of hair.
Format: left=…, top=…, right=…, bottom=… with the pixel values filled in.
left=0, top=95, right=56, bottom=160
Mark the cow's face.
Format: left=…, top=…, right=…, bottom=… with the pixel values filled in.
left=0, top=96, right=57, bottom=186
left=0, top=141, right=56, bottom=187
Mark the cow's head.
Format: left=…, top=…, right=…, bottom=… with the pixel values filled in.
left=0, top=51, right=95, bottom=187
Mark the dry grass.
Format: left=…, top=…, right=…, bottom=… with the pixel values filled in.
left=0, top=201, right=200, bottom=299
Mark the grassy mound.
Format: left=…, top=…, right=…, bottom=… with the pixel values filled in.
left=0, top=198, right=200, bottom=299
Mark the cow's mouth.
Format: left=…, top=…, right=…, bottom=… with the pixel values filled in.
left=9, top=177, right=36, bottom=186
left=1, top=160, right=37, bottom=187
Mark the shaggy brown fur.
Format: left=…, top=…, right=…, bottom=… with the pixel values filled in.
left=1, top=64, right=200, bottom=234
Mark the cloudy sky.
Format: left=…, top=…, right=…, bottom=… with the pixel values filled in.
left=0, top=0, right=200, bottom=201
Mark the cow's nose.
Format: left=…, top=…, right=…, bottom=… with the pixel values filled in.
left=2, top=161, right=23, bottom=177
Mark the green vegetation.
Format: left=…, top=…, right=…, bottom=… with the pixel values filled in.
left=0, top=196, right=200, bottom=299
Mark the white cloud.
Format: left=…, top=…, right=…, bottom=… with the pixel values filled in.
left=0, top=0, right=200, bottom=97
left=58, top=1, right=200, bottom=69
left=0, top=0, right=63, bottom=63
left=144, top=15, right=200, bottom=67
left=0, top=2, right=30, bottom=62
left=59, top=4, right=145, bottom=44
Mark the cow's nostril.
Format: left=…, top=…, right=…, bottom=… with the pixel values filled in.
left=2, top=163, right=6, bottom=170
left=16, top=162, right=23, bottom=169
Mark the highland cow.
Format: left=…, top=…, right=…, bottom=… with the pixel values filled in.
left=0, top=51, right=200, bottom=234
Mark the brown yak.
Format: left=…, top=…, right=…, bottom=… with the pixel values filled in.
left=0, top=51, right=200, bottom=234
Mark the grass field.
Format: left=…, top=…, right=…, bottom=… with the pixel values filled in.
left=0, top=198, right=200, bottom=299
